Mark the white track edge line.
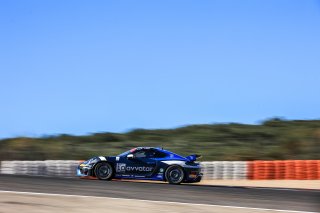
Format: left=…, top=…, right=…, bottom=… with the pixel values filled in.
left=0, top=190, right=318, bottom=213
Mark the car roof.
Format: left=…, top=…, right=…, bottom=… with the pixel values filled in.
left=133, top=146, right=164, bottom=151
left=132, top=147, right=186, bottom=159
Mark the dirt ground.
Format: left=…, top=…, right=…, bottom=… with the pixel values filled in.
left=113, top=178, right=320, bottom=190
left=196, top=180, right=320, bottom=190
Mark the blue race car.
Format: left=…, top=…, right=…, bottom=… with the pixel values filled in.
left=77, top=147, right=202, bottom=184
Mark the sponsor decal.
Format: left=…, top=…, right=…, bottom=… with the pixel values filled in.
left=116, top=163, right=126, bottom=172
left=116, top=157, right=120, bottom=161
left=116, top=163, right=153, bottom=172
left=126, top=166, right=153, bottom=172
left=159, top=168, right=164, bottom=173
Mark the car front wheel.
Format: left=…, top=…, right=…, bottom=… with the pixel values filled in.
left=94, top=162, right=114, bottom=180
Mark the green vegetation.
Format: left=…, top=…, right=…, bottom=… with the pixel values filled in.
left=1, top=118, right=320, bottom=161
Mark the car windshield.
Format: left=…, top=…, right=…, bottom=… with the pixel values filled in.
left=117, top=150, right=131, bottom=157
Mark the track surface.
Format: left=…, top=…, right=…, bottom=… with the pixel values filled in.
left=0, top=175, right=319, bottom=212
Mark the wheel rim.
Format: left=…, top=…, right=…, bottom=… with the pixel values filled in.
left=98, top=164, right=112, bottom=179
left=169, top=168, right=183, bottom=183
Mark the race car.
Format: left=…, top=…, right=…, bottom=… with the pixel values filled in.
left=77, top=147, right=202, bottom=184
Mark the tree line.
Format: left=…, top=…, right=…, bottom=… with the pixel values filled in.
left=0, top=118, right=319, bottom=161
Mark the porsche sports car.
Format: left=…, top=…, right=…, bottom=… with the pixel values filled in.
left=77, top=147, right=202, bottom=184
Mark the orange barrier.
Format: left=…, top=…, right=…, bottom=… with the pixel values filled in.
left=317, top=160, right=320, bottom=179
left=284, top=160, right=296, bottom=180
left=306, top=160, right=318, bottom=180
left=265, top=161, right=275, bottom=179
left=295, top=160, right=306, bottom=180
left=251, top=161, right=274, bottom=180
left=247, top=160, right=320, bottom=180
left=274, top=160, right=285, bottom=179
left=251, top=161, right=261, bottom=180
left=246, top=161, right=254, bottom=180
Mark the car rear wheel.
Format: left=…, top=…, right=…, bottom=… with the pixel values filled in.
left=165, top=165, right=185, bottom=184
left=94, top=162, right=114, bottom=180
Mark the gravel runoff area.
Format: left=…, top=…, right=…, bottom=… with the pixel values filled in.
left=195, top=180, right=320, bottom=190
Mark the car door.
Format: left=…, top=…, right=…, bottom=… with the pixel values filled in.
left=118, top=149, right=157, bottom=178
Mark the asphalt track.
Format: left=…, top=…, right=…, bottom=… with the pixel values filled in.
left=0, top=175, right=319, bottom=212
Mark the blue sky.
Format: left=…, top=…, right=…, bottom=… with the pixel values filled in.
left=0, top=0, right=319, bottom=138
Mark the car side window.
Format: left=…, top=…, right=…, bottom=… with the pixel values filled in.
left=133, top=149, right=167, bottom=158
left=134, top=151, right=147, bottom=158
left=153, top=150, right=167, bottom=158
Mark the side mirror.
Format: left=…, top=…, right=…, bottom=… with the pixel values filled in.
left=127, top=154, right=134, bottom=160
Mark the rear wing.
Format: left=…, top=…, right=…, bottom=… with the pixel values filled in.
left=186, top=154, right=202, bottom=162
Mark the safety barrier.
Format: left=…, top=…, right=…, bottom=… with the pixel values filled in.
left=0, top=160, right=319, bottom=180
left=0, top=160, right=81, bottom=178
left=247, top=160, right=320, bottom=180
left=201, top=161, right=247, bottom=180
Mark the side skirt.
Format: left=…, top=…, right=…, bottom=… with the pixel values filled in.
left=114, top=175, right=164, bottom=181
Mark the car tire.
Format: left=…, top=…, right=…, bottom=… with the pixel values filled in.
left=94, top=162, right=114, bottom=180
left=165, top=165, right=185, bottom=184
